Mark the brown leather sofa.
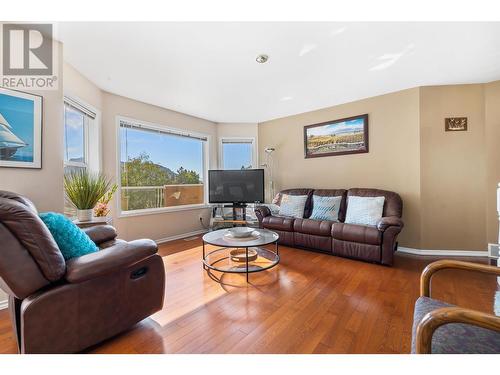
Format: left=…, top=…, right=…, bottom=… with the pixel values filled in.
left=255, top=188, right=403, bottom=266
left=0, top=191, right=165, bottom=353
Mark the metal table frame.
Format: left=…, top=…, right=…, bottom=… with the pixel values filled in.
left=202, top=233, right=279, bottom=283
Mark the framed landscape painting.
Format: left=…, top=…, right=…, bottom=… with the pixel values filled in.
left=304, top=114, right=368, bottom=158
left=0, top=87, right=42, bottom=169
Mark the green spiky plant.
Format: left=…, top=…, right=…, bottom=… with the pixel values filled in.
left=64, top=170, right=113, bottom=210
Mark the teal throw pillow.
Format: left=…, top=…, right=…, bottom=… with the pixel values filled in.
left=39, top=212, right=99, bottom=260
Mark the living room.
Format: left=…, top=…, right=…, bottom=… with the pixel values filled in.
left=0, top=0, right=499, bottom=371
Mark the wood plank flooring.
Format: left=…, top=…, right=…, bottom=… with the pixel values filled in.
left=0, top=237, right=497, bottom=354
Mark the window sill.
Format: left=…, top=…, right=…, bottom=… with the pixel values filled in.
left=118, top=204, right=210, bottom=218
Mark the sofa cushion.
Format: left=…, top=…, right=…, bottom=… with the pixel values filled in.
left=345, top=196, right=385, bottom=226
left=332, top=222, right=382, bottom=245
left=411, top=296, right=500, bottom=354
left=279, top=194, right=308, bottom=218
left=262, top=215, right=295, bottom=232
left=294, top=218, right=334, bottom=236
left=309, top=195, right=342, bottom=221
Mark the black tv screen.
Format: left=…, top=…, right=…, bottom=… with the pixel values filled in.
left=209, top=169, right=264, bottom=204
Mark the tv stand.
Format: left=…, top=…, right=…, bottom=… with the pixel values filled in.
left=225, top=203, right=248, bottom=221
left=210, top=203, right=259, bottom=231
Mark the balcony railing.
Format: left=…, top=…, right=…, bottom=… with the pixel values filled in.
left=121, top=184, right=204, bottom=211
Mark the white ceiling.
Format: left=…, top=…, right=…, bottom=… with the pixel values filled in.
left=58, top=22, right=500, bottom=123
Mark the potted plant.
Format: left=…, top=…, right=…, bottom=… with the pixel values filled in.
left=94, top=184, right=118, bottom=217
left=64, top=170, right=113, bottom=221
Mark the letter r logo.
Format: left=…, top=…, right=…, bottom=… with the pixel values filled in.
left=2, top=24, right=53, bottom=76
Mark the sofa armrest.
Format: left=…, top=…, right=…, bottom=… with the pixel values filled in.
left=82, top=225, right=117, bottom=245
left=377, top=216, right=404, bottom=231
left=254, top=206, right=272, bottom=222
left=65, top=239, right=158, bottom=283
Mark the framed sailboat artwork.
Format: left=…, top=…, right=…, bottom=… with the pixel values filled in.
left=0, top=87, right=42, bottom=169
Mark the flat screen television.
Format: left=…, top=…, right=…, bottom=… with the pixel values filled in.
left=208, top=169, right=264, bottom=204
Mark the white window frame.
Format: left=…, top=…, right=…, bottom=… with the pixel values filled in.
left=219, top=137, right=257, bottom=170
left=116, top=116, right=210, bottom=218
left=63, top=95, right=101, bottom=174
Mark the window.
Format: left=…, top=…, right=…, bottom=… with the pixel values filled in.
left=220, top=138, right=255, bottom=170
left=119, top=118, right=208, bottom=214
left=64, top=103, right=87, bottom=173
left=63, top=97, right=98, bottom=216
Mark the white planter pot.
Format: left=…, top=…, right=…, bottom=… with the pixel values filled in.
left=77, top=209, right=93, bottom=222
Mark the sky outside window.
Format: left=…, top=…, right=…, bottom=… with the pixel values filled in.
left=222, top=142, right=252, bottom=169
left=64, top=106, right=85, bottom=163
left=120, top=126, right=204, bottom=176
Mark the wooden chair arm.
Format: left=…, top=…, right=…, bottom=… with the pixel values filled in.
left=416, top=306, right=500, bottom=354
left=420, top=259, right=500, bottom=297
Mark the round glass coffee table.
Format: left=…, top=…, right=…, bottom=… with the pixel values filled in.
left=202, top=228, right=280, bottom=282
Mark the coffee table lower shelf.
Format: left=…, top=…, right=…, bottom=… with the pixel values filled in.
left=202, top=244, right=280, bottom=282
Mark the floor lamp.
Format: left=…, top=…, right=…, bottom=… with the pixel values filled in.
left=261, top=147, right=275, bottom=203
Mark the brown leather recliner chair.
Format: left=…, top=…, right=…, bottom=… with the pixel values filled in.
left=0, top=191, right=165, bottom=353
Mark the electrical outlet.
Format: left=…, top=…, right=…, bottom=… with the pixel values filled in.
left=488, top=243, right=499, bottom=258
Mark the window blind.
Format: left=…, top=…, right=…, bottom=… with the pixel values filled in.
left=120, top=119, right=208, bottom=142
left=64, top=96, right=97, bottom=119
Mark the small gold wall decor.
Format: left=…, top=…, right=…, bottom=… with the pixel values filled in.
left=445, top=117, right=468, bottom=131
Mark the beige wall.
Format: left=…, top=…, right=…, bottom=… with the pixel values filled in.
left=258, top=82, right=500, bottom=251
left=258, top=88, right=422, bottom=248
left=485, top=81, right=500, bottom=245
left=101, top=92, right=218, bottom=242
left=420, top=85, right=487, bottom=250
left=63, top=62, right=103, bottom=110
left=64, top=62, right=222, bottom=242
left=0, top=44, right=64, bottom=212
left=0, top=42, right=64, bottom=305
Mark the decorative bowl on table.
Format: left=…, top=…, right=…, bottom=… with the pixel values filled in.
left=230, top=248, right=258, bottom=262
left=226, top=227, right=256, bottom=238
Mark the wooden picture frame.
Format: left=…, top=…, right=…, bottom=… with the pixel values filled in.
left=0, top=87, right=43, bottom=169
left=304, top=114, right=369, bottom=158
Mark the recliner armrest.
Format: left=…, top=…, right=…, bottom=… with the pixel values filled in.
left=254, top=206, right=272, bottom=220
left=377, top=216, right=404, bottom=231
left=65, top=239, right=158, bottom=283
left=82, top=225, right=117, bottom=245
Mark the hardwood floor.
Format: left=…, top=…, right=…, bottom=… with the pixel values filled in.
left=0, top=237, right=497, bottom=354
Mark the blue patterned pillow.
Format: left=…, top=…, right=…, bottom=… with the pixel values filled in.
left=39, top=212, right=98, bottom=260
left=309, top=195, right=342, bottom=221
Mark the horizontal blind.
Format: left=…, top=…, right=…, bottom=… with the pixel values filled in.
left=64, top=97, right=97, bottom=119
left=221, top=139, right=253, bottom=144
left=120, top=119, right=208, bottom=142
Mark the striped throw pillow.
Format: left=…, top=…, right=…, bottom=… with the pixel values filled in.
left=278, top=194, right=308, bottom=218
left=309, top=195, right=342, bottom=221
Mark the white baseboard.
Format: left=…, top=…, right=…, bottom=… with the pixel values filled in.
left=398, top=247, right=489, bottom=257
left=155, top=229, right=207, bottom=245
left=0, top=299, right=7, bottom=310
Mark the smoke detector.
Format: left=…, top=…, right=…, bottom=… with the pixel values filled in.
left=256, top=54, right=269, bottom=64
